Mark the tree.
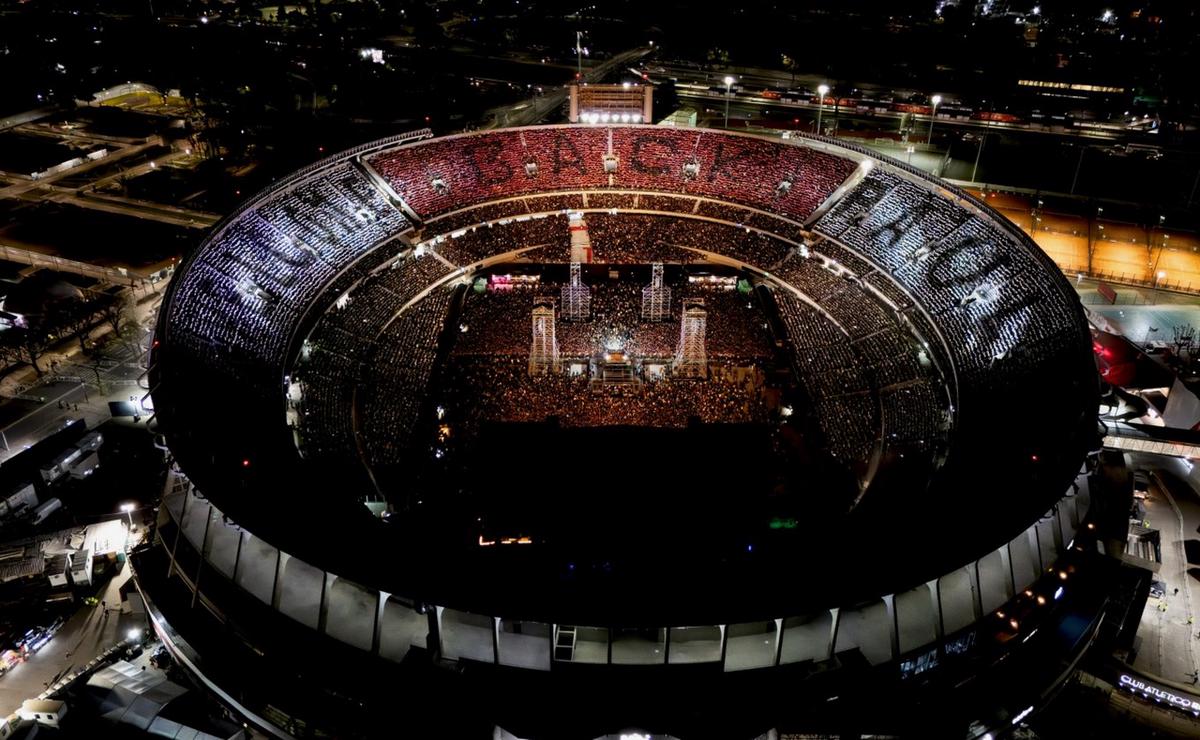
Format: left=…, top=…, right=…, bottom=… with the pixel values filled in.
left=61, top=297, right=106, bottom=356
left=101, top=295, right=145, bottom=358
left=0, top=324, right=55, bottom=377
left=99, top=293, right=135, bottom=336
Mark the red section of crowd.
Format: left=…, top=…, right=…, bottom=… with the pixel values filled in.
left=367, top=127, right=856, bottom=221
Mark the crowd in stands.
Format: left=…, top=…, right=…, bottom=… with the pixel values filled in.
left=366, top=127, right=856, bottom=221
left=451, top=277, right=774, bottom=362
left=291, top=253, right=454, bottom=459
left=258, top=163, right=410, bottom=264
left=524, top=194, right=585, bottom=213
left=427, top=201, right=535, bottom=234
left=880, top=381, right=947, bottom=450
left=812, top=169, right=1079, bottom=389
left=420, top=212, right=799, bottom=269
left=358, top=288, right=457, bottom=467
left=586, top=193, right=637, bottom=210
left=424, top=215, right=569, bottom=267
left=159, top=123, right=1095, bottom=543
left=771, top=289, right=878, bottom=462
left=295, top=268, right=779, bottom=467
left=165, top=163, right=412, bottom=396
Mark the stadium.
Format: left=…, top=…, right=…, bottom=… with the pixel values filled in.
left=138, top=124, right=1105, bottom=739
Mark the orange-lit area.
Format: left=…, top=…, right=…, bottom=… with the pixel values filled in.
left=970, top=189, right=1200, bottom=293
left=478, top=535, right=534, bottom=546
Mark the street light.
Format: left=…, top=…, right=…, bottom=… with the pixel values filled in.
left=971, top=100, right=992, bottom=183
left=928, top=95, right=942, bottom=149
left=119, top=502, right=135, bottom=529
left=723, top=75, right=735, bottom=128
left=816, top=84, right=829, bottom=135
left=126, top=628, right=142, bottom=642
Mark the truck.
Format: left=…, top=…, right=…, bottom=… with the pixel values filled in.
left=31, top=497, right=62, bottom=525
left=40, top=448, right=82, bottom=484
left=75, top=431, right=103, bottom=454
left=68, top=452, right=100, bottom=480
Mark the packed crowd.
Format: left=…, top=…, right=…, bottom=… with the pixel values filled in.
left=422, top=215, right=568, bottom=267
left=813, top=169, right=1080, bottom=388
left=771, top=289, right=879, bottom=462
left=358, top=288, right=458, bottom=467
left=423, top=212, right=799, bottom=269
left=437, top=356, right=770, bottom=434
left=769, top=283, right=951, bottom=461
left=164, top=162, right=411, bottom=396
left=366, top=127, right=856, bottom=220
left=450, top=275, right=774, bottom=361
left=291, top=253, right=456, bottom=461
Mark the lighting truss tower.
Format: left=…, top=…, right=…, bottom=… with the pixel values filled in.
left=529, top=304, right=560, bottom=375
left=561, top=262, right=591, bottom=321
left=674, top=299, right=707, bottom=378
left=641, top=262, right=672, bottom=321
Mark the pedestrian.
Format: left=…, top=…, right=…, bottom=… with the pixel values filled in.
left=73, top=404, right=78, bottom=411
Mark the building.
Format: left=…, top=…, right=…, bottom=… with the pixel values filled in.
left=16, top=700, right=66, bottom=728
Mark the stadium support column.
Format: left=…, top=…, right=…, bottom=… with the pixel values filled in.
left=191, top=510, right=214, bottom=609
left=968, top=562, right=984, bottom=619
left=529, top=304, right=561, bottom=375
left=1030, top=518, right=1046, bottom=572
left=926, top=579, right=944, bottom=646
left=772, top=618, right=784, bottom=666
left=271, top=552, right=288, bottom=611
left=826, top=608, right=840, bottom=661
left=674, top=299, right=708, bottom=378
left=318, top=572, right=332, bottom=635
left=435, top=606, right=446, bottom=659
left=492, top=617, right=502, bottom=665
left=372, top=591, right=389, bottom=656
left=166, top=483, right=190, bottom=580
left=998, top=543, right=1015, bottom=598
left=882, top=594, right=899, bottom=663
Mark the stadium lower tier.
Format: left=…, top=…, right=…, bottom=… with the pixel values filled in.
left=134, top=461, right=1117, bottom=739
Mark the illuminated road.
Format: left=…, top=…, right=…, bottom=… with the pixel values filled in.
left=0, top=531, right=138, bottom=717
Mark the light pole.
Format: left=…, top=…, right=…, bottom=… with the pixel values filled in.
left=921, top=95, right=940, bottom=149
left=971, top=101, right=992, bottom=183
left=723, top=75, right=735, bottom=128
left=119, top=502, right=135, bottom=529
left=815, top=84, right=830, bottom=135
left=576, top=31, right=583, bottom=80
